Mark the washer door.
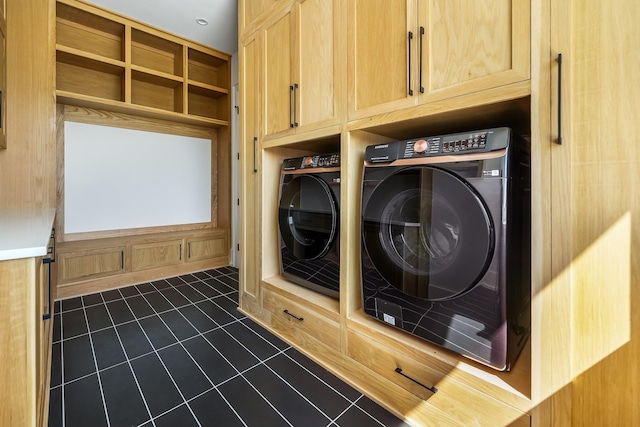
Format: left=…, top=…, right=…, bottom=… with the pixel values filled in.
left=362, top=166, right=494, bottom=300
left=279, top=174, right=338, bottom=261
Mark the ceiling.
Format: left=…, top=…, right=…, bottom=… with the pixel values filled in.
left=85, top=0, right=239, bottom=54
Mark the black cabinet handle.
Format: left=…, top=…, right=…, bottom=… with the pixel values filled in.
left=253, top=136, right=258, bottom=173
left=289, top=85, right=295, bottom=128
left=48, top=228, right=56, bottom=262
left=42, top=258, right=53, bottom=320
left=556, top=53, right=563, bottom=145
left=283, top=309, right=303, bottom=321
left=408, top=31, right=414, bottom=96
left=293, top=83, right=299, bottom=127
left=419, top=27, right=425, bottom=93
left=394, top=368, right=438, bottom=393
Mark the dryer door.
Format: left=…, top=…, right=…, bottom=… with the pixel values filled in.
left=362, top=166, right=494, bottom=300
left=279, top=174, right=338, bottom=260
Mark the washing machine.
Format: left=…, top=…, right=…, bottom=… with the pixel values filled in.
left=361, top=127, right=530, bottom=370
left=278, top=153, right=340, bottom=299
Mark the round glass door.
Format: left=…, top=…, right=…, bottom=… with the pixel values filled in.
left=362, top=166, right=494, bottom=300
left=279, top=175, right=338, bottom=261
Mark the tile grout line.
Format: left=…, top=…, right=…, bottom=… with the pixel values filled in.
left=281, top=349, right=364, bottom=404
left=98, top=290, right=157, bottom=427
left=116, top=286, right=204, bottom=427
left=59, top=308, right=66, bottom=427
left=55, top=268, right=400, bottom=427
left=80, top=298, right=111, bottom=427
left=260, top=357, right=336, bottom=424
left=133, top=273, right=270, bottom=426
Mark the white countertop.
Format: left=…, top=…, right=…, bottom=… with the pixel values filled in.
left=0, top=209, right=56, bottom=261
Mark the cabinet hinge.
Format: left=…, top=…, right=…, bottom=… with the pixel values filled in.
left=237, top=243, right=240, bottom=251
left=237, top=152, right=240, bottom=160
left=237, top=198, right=240, bottom=206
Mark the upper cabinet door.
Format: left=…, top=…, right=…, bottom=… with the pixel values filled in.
left=417, top=0, right=530, bottom=103
left=295, top=0, right=340, bottom=134
left=348, top=0, right=418, bottom=120
left=348, top=0, right=530, bottom=121
left=263, top=4, right=296, bottom=140
left=239, top=0, right=283, bottom=38
left=263, top=0, right=341, bottom=143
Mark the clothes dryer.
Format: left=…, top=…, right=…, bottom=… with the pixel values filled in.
left=361, top=128, right=530, bottom=370
left=278, top=153, right=340, bottom=299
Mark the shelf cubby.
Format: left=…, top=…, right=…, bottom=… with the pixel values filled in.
left=56, top=2, right=124, bottom=62
left=188, top=48, right=228, bottom=89
left=131, top=28, right=184, bottom=77
left=187, top=84, right=228, bottom=121
left=56, top=50, right=124, bottom=102
left=131, top=70, right=183, bottom=114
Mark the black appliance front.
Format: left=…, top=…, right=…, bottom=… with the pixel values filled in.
left=278, top=153, right=340, bottom=299
left=361, top=128, right=530, bottom=370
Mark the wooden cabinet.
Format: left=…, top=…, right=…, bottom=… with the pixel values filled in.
left=530, top=0, right=640, bottom=425
left=186, top=235, right=228, bottom=262
left=55, top=0, right=230, bottom=127
left=0, top=234, right=56, bottom=427
left=263, top=286, right=341, bottom=352
left=239, top=31, right=262, bottom=304
left=56, top=229, right=229, bottom=299
left=347, top=0, right=530, bottom=120
left=131, top=240, right=182, bottom=271
left=262, top=0, right=340, bottom=142
left=238, top=0, right=637, bottom=424
left=347, top=329, right=529, bottom=426
left=239, top=0, right=283, bottom=36
left=58, top=246, right=125, bottom=284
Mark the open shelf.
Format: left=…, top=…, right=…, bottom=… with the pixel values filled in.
left=132, top=28, right=183, bottom=77
left=187, top=84, right=228, bottom=121
left=55, top=0, right=230, bottom=128
left=188, top=48, right=228, bottom=89
left=56, top=50, right=124, bottom=102
left=131, top=69, right=183, bottom=114
left=57, top=2, right=124, bottom=61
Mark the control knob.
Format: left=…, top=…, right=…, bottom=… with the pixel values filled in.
left=413, top=139, right=428, bottom=154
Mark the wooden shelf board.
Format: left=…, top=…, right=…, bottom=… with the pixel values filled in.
left=131, top=66, right=183, bottom=87
left=187, top=81, right=229, bottom=97
left=348, top=82, right=531, bottom=140
left=56, top=91, right=229, bottom=128
left=56, top=46, right=125, bottom=74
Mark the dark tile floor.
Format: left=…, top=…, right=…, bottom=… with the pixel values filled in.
left=48, top=266, right=410, bottom=427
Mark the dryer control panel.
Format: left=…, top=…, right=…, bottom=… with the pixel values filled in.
left=365, top=127, right=511, bottom=163
left=282, top=153, right=340, bottom=171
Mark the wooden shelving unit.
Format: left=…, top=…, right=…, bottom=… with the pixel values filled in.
left=55, top=0, right=230, bottom=128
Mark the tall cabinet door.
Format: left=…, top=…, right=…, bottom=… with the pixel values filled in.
left=295, top=0, right=340, bottom=133
left=348, top=0, right=418, bottom=120
left=239, top=32, right=262, bottom=305
left=546, top=0, right=640, bottom=425
left=263, top=3, right=295, bottom=140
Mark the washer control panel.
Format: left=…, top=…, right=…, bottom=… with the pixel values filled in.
left=282, top=153, right=340, bottom=170
left=365, top=127, right=511, bottom=163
